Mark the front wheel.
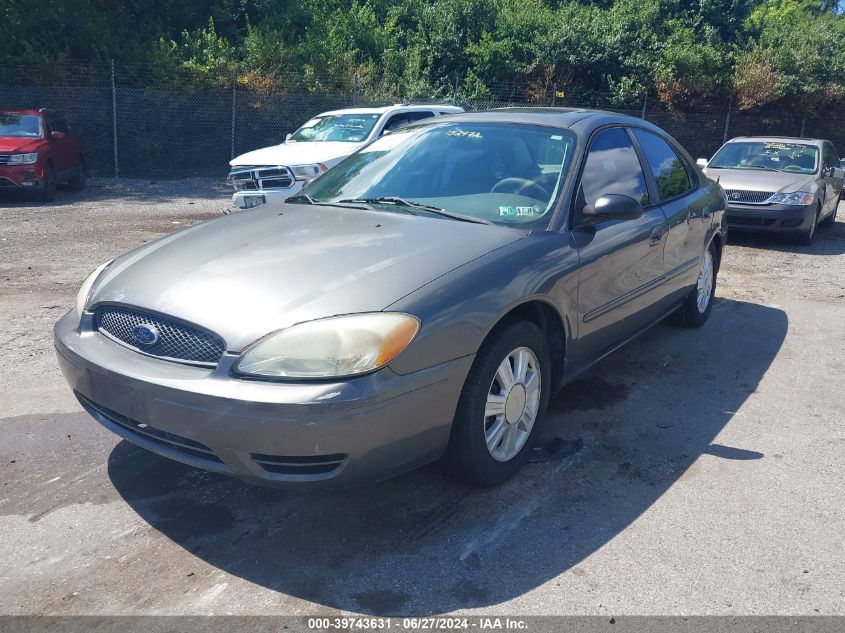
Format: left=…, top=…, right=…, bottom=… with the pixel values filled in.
left=797, top=205, right=820, bottom=245
left=820, top=202, right=837, bottom=228
left=444, top=319, right=551, bottom=486
left=37, top=163, right=57, bottom=202
left=672, top=241, right=718, bottom=328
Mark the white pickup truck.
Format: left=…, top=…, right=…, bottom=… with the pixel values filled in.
left=228, top=103, right=464, bottom=209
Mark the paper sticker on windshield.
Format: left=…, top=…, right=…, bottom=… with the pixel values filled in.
left=516, top=206, right=534, bottom=217
left=499, top=206, right=516, bottom=217
left=447, top=129, right=482, bottom=139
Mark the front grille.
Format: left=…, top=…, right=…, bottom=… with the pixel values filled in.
left=724, top=189, right=774, bottom=204
left=0, top=154, right=10, bottom=165
left=76, top=392, right=225, bottom=466
left=95, top=306, right=225, bottom=366
left=727, top=215, right=776, bottom=226
left=229, top=166, right=294, bottom=191
left=250, top=452, right=347, bottom=476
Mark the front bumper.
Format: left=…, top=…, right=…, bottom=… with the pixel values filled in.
left=0, top=164, right=45, bottom=189
left=726, top=202, right=815, bottom=233
left=54, top=309, right=472, bottom=488
left=231, top=182, right=304, bottom=209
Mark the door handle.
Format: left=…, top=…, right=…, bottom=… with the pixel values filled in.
left=650, top=227, right=665, bottom=246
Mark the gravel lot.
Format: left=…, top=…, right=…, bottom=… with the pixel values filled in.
left=0, top=179, right=843, bottom=617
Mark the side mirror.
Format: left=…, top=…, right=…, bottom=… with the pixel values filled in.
left=696, top=158, right=708, bottom=168
left=581, top=194, right=643, bottom=224
left=50, top=131, right=66, bottom=140
left=285, top=133, right=292, bottom=142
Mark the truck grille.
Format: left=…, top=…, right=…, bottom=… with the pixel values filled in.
left=724, top=189, right=774, bottom=205
left=0, top=154, right=10, bottom=165
left=95, top=306, right=225, bottom=366
left=229, top=166, right=294, bottom=191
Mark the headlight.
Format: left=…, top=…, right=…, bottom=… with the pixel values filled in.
left=8, top=153, right=39, bottom=165
left=289, top=163, right=328, bottom=181
left=235, top=313, right=420, bottom=379
left=768, top=191, right=814, bottom=206
left=75, top=261, right=111, bottom=317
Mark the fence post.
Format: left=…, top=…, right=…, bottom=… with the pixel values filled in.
left=722, top=97, right=732, bottom=145
left=231, top=78, right=236, bottom=160
left=110, top=59, right=119, bottom=178
left=640, top=92, right=648, bottom=120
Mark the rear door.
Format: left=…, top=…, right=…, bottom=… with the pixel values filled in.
left=631, top=128, right=708, bottom=297
left=570, top=126, right=669, bottom=364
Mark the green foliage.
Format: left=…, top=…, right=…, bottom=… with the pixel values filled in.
left=2, top=0, right=844, bottom=113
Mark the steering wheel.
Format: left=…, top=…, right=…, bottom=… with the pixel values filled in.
left=491, top=177, right=548, bottom=200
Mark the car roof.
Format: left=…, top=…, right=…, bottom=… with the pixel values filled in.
left=726, top=136, right=826, bottom=147
left=407, top=107, right=669, bottom=135
left=317, top=104, right=464, bottom=116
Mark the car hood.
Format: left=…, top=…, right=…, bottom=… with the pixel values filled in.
left=90, top=203, right=527, bottom=352
left=0, top=137, right=43, bottom=153
left=703, top=167, right=818, bottom=194
left=229, top=141, right=363, bottom=168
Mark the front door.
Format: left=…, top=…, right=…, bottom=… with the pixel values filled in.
left=570, top=127, right=669, bottom=365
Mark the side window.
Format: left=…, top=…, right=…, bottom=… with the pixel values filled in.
left=406, top=111, right=435, bottom=123
left=632, top=129, right=693, bottom=200
left=381, top=114, right=410, bottom=135
left=823, top=143, right=837, bottom=169
left=578, top=127, right=649, bottom=210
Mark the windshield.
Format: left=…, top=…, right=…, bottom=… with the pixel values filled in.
left=0, top=113, right=42, bottom=138
left=301, top=122, right=576, bottom=225
left=710, top=141, right=819, bottom=174
left=288, top=113, right=381, bottom=143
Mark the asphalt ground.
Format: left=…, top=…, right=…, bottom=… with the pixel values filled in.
left=0, top=180, right=842, bottom=618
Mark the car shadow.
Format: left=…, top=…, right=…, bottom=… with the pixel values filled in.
left=108, top=297, right=787, bottom=615
left=727, top=211, right=845, bottom=256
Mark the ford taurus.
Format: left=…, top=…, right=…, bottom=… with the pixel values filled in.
left=55, top=109, right=727, bottom=488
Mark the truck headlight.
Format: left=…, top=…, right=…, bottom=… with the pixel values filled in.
left=289, top=163, right=328, bottom=181
left=75, top=261, right=111, bottom=318
left=8, top=153, right=39, bottom=165
left=235, top=313, right=420, bottom=379
left=768, top=191, right=814, bottom=206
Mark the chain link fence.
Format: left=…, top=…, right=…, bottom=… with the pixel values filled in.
left=3, top=61, right=845, bottom=179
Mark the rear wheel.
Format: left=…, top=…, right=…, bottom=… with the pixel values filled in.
left=37, top=163, right=56, bottom=202
left=444, top=319, right=551, bottom=486
left=672, top=241, right=717, bottom=328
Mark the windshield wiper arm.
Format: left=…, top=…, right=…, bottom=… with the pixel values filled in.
left=286, top=193, right=368, bottom=210
left=339, top=197, right=491, bottom=224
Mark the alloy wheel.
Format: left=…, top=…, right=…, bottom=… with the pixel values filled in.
left=696, top=249, right=714, bottom=314
left=484, top=346, right=541, bottom=462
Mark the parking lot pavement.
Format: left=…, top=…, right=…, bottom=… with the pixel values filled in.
left=0, top=182, right=843, bottom=616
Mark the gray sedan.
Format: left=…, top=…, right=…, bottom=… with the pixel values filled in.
left=55, top=109, right=727, bottom=488
left=700, top=136, right=843, bottom=244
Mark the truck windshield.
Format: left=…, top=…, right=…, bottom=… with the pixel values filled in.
left=288, top=114, right=380, bottom=143
left=0, top=113, right=41, bottom=138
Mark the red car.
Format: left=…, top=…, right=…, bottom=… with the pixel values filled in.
left=0, top=109, right=85, bottom=201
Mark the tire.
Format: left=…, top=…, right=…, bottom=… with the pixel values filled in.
left=68, top=161, right=86, bottom=191
left=444, top=318, right=551, bottom=486
left=820, top=202, right=837, bottom=228
left=37, top=163, right=56, bottom=202
left=672, top=240, right=718, bottom=328
left=797, top=204, right=820, bottom=245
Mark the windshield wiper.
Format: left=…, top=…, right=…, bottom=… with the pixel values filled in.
left=285, top=193, right=368, bottom=210
left=338, top=197, right=491, bottom=225
left=722, top=165, right=780, bottom=172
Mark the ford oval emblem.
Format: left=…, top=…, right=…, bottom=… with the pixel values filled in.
left=131, top=324, right=159, bottom=346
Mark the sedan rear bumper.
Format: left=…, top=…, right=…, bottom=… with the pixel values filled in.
left=54, top=309, right=472, bottom=488
left=726, top=202, right=815, bottom=233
